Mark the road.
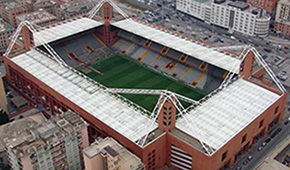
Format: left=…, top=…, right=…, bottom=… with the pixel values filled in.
left=230, top=101, right=290, bottom=170
left=230, top=119, right=290, bottom=170
left=144, top=1, right=289, bottom=58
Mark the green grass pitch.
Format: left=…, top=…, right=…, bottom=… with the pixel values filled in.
left=85, top=54, right=207, bottom=111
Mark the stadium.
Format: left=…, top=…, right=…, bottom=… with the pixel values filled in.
left=2, top=1, right=288, bottom=170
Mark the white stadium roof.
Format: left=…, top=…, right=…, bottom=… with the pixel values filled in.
left=176, top=78, right=280, bottom=151
left=21, top=17, right=281, bottom=153
left=11, top=49, right=157, bottom=143
left=34, top=18, right=103, bottom=46
left=33, top=17, right=241, bottom=72
left=112, top=19, right=241, bottom=73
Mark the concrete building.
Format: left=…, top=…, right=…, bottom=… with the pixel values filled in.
left=247, top=0, right=279, bottom=13
left=0, top=18, right=14, bottom=57
left=0, top=1, right=28, bottom=27
left=83, top=137, right=145, bottom=170
left=59, top=0, right=99, bottom=19
left=0, top=72, right=8, bottom=113
left=176, top=0, right=271, bottom=37
left=0, top=0, right=9, bottom=5
left=274, top=0, right=290, bottom=37
left=16, top=9, right=58, bottom=27
left=33, top=0, right=58, bottom=17
left=0, top=111, right=89, bottom=170
left=15, top=0, right=36, bottom=6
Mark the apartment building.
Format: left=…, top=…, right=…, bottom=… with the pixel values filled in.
left=176, top=0, right=271, bottom=37
left=59, top=0, right=98, bottom=19
left=16, top=9, right=58, bottom=27
left=275, top=0, right=290, bottom=37
left=0, top=1, right=28, bottom=27
left=83, top=137, right=145, bottom=170
left=15, top=0, right=36, bottom=6
left=1, top=111, right=89, bottom=170
left=33, top=0, right=59, bottom=17
left=0, top=18, right=14, bottom=57
left=247, top=0, right=279, bottom=13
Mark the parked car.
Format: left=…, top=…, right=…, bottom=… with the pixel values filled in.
left=277, top=70, right=288, bottom=81
left=247, top=155, right=253, bottom=161
left=273, top=56, right=282, bottom=63
left=243, top=160, right=248, bottom=165
left=257, top=146, right=263, bottom=151
left=236, top=166, right=242, bottom=170
left=270, top=127, right=282, bottom=138
left=264, top=138, right=271, bottom=144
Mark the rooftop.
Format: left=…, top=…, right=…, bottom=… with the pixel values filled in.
left=11, top=49, right=157, bottom=144
left=228, top=1, right=250, bottom=10
left=279, top=0, right=290, bottom=5
left=61, top=0, right=98, bottom=13
left=33, top=17, right=103, bottom=46
left=1, top=111, right=87, bottom=158
left=16, top=10, right=57, bottom=25
left=194, top=0, right=210, bottom=3
left=4, top=1, right=22, bottom=9
left=83, top=137, right=145, bottom=169
left=217, top=0, right=270, bottom=18
left=176, top=78, right=280, bottom=152
left=0, top=18, right=13, bottom=32
left=112, top=19, right=241, bottom=73
left=33, top=17, right=241, bottom=72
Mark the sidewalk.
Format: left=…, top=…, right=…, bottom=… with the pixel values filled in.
left=265, top=36, right=290, bottom=45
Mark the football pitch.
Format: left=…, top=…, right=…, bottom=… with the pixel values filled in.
left=85, top=54, right=207, bottom=111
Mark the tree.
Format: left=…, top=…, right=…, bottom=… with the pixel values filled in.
left=0, top=109, right=10, bottom=126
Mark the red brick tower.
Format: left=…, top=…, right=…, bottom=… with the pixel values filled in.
left=21, top=25, right=34, bottom=51
left=100, top=2, right=114, bottom=46
left=157, top=96, right=177, bottom=132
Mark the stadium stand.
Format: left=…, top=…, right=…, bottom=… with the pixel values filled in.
left=49, top=30, right=109, bottom=67
left=46, top=26, right=226, bottom=91
left=113, top=29, right=228, bottom=92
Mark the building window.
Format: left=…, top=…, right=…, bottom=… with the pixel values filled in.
left=259, top=119, right=264, bottom=128
left=221, top=151, right=227, bottom=161
left=242, top=134, right=247, bottom=143
left=274, top=106, right=279, bottom=114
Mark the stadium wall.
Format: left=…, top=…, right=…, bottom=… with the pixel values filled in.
left=4, top=50, right=288, bottom=170
left=3, top=55, right=169, bottom=170
left=166, top=90, right=287, bottom=170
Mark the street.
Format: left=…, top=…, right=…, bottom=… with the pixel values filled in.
left=230, top=118, right=290, bottom=170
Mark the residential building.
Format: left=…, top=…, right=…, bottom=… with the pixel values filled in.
left=176, top=0, right=271, bottom=37
left=59, top=0, right=98, bottom=19
left=274, top=0, right=290, bottom=37
left=0, top=124, right=8, bottom=169
left=0, top=18, right=14, bottom=57
left=0, top=111, right=89, bottom=170
left=16, top=9, right=58, bottom=27
left=0, top=0, right=9, bottom=5
left=0, top=1, right=28, bottom=27
left=83, top=137, right=145, bottom=170
left=247, top=0, right=279, bottom=13
left=15, top=0, right=36, bottom=6
left=0, top=70, right=8, bottom=112
left=33, top=0, right=59, bottom=17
